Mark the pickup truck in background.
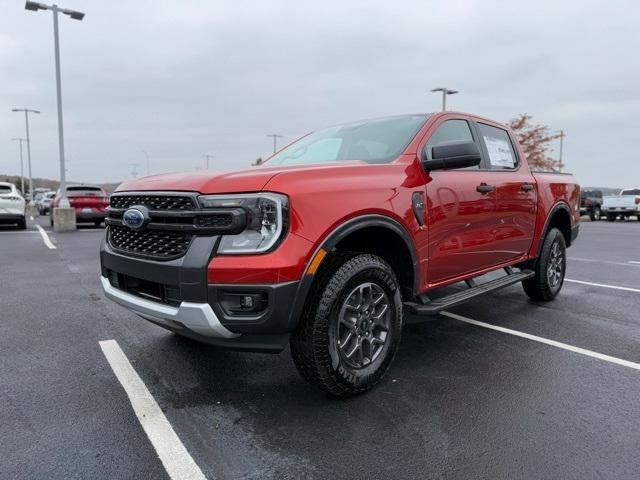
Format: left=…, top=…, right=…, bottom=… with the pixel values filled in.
left=51, top=185, right=110, bottom=227
left=602, top=188, right=640, bottom=221
left=580, top=189, right=603, bottom=221
left=100, top=112, right=580, bottom=397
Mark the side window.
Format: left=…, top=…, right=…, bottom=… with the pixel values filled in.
left=426, top=119, right=478, bottom=169
left=477, top=123, right=518, bottom=170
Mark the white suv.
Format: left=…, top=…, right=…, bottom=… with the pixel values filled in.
left=0, top=182, right=26, bottom=230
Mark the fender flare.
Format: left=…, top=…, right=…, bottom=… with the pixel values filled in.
left=286, top=214, right=418, bottom=331
left=535, top=201, right=573, bottom=258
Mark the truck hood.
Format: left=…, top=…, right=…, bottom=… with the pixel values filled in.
left=115, top=163, right=360, bottom=194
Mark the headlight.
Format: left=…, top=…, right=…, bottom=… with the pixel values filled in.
left=198, top=192, right=288, bottom=254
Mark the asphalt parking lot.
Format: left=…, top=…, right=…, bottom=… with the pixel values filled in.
left=1, top=218, right=639, bottom=480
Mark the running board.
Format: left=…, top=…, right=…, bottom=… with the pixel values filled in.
left=405, top=269, right=534, bottom=315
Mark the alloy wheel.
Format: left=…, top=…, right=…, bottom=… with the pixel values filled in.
left=547, top=241, right=564, bottom=287
left=336, top=282, right=391, bottom=369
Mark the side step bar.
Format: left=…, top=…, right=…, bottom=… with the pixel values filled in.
left=404, top=269, right=534, bottom=315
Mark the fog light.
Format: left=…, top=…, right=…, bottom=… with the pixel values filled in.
left=240, top=295, right=254, bottom=309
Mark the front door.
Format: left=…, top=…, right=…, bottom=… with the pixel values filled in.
left=423, top=117, right=500, bottom=286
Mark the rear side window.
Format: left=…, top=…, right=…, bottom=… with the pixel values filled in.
left=477, top=123, right=518, bottom=170
left=621, top=189, right=640, bottom=195
left=0, top=185, right=12, bottom=193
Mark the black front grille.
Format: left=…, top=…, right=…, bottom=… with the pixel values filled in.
left=110, top=195, right=195, bottom=210
left=108, top=225, right=192, bottom=259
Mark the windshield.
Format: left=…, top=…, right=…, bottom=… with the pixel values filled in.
left=0, top=185, right=12, bottom=193
left=266, top=115, right=429, bottom=166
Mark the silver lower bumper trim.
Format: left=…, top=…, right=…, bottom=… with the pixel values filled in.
left=100, top=276, right=239, bottom=339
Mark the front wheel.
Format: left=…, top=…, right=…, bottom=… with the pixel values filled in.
left=590, top=206, right=601, bottom=221
left=290, top=253, right=403, bottom=397
left=522, top=228, right=566, bottom=301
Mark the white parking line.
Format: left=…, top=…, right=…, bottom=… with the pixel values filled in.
left=35, top=224, right=56, bottom=249
left=569, top=256, right=640, bottom=268
left=565, top=278, right=640, bottom=294
left=99, top=340, right=207, bottom=480
left=629, top=261, right=640, bottom=265
left=441, top=311, right=640, bottom=371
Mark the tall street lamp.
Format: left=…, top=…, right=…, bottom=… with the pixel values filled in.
left=11, top=138, right=27, bottom=194
left=266, top=134, right=284, bottom=154
left=11, top=108, right=40, bottom=202
left=25, top=1, right=85, bottom=209
left=202, top=154, right=214, bottom=169
left=556, top=129, right=566, bottom=172
left=430, top=87, right=458, bottom=111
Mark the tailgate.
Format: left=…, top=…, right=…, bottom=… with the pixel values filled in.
left=603, top=196, right=634, bottom=208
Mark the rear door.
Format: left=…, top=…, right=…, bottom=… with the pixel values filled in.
left=473, top=121, right=537, bottom=263
left=422, top=117, right=501, bottom=285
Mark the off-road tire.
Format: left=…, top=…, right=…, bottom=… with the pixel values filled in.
left=522, top=228, right=566, bottom=301
left=290, top=253, right=403, bottom=397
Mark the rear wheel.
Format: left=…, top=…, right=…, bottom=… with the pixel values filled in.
left=17, top=216, right=26, bottom=230
left=522, top=228, right=566, bottom=301
left=94, top=220, right=103, bottom=227
left=290, top=253, right=403, bottom=397
left=606, top=213, right=616, bottom=222
left=590, top=206, right=601, bottom=221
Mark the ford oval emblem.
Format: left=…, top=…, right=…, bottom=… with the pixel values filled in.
left=123, top=207, right=146, bottom=230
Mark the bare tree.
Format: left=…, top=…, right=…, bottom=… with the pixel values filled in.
left=507, top=114, right=562, bottom=171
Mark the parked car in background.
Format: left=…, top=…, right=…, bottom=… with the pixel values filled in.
left=579, top=189, right=603, bottom=221
left=100, top=112, right=580, bottom=397
left=602, top=188, right=640, bottom=221
left=51, top=185, right=110, bottom=227
left=37, top=191, right=57, bottom=215
left=0, top=182, right=26, bottom=229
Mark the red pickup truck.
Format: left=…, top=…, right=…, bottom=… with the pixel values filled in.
left=100, top=112, right=580, bottom=396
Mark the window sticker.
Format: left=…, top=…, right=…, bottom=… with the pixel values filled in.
left=484, top=136, right=515, bottom=168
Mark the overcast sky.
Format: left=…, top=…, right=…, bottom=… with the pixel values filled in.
left=1, top=0, right=638, bottom=187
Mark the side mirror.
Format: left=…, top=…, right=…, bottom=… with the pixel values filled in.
left=422, top=140, right=481, bottom=171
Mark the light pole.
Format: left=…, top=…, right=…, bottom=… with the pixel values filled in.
left=430, top=87, right=458, bottom=111
left=25, top=1, right=84, bottom=209
left=202, top=154, right=214, bottom=169
left=11, top=108, right=40, bottom=202
left=557, top=129, right=565, bottom=172
left=129, top=163, right=139, bottom=178
left=11, top=138, right=27, bottom=194
left=266, top=134, right=284, bottom=154
left=142, top=150, right=150, bottom=176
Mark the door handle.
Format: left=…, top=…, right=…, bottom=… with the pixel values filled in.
left=476, top=183, right=494, bottom=193
left=521, top=183, right=534, bottom=192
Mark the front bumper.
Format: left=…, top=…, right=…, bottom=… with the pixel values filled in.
left=100, top=233, right=299, bottom=352
left=101, top=275, right=238, bottom=338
